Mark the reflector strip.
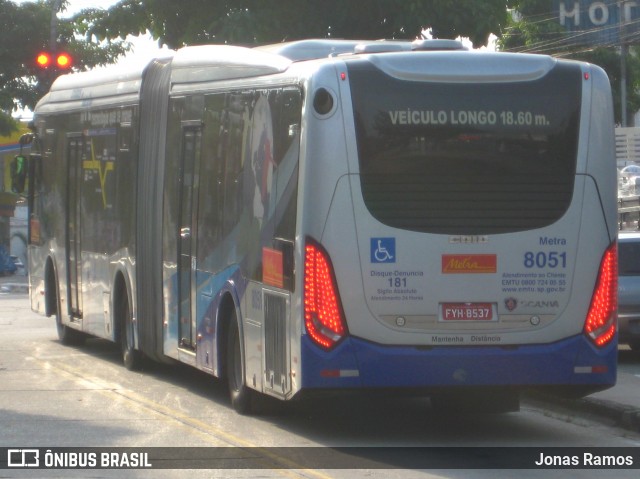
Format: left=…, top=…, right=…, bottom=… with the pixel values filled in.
left=574, top=366, right=609, bottom=374
left=320, top=369, right=359, bottom=378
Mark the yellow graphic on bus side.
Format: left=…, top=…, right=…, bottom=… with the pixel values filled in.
left=82, top=140, right=113, bottom=209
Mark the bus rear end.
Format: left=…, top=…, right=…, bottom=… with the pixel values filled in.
left=298, top=49, right=617, bottom=408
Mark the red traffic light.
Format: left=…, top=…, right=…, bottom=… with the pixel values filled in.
left=36, top=52, right=51, bottom=68
left=35, top=51, right=73, bottom=70
left=56, top=52, right=72, bottom=69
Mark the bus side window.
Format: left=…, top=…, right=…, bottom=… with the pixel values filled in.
left=28, top=153, right=43, bottom=246
left=271, top=89, right=302, bottom=291
left=272, top=88, right=302, bottom=243
left=197, top=94, right=227, bottom=273
left=222, top=92, right=247, bottom=240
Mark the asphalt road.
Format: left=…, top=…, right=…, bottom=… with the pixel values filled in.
left=1, top=288, right=640, bottom=478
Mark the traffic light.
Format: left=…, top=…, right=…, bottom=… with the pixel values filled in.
left=55, top=52, right=72, bottom=69
left=35, top=51, right=73, bottom=71
left=36, top=52, right=51, bottom=68
left=11, top=155, right=27, bottom=194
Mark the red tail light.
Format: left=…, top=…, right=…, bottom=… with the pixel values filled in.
left=584, top=242, right=617, bottom=347
left=304, top=240, right=347, bottom=349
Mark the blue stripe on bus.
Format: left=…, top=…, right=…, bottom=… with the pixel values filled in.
left=300, top=334, right=616, bottom=389
left=0, top=144, right=20, bottom=153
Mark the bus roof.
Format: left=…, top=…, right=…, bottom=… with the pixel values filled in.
left=171, top=45, right=291, bottom=84
left=36, top=38, right=552, bottom=113
left=37, top=45, right=291, bottom=111
left=45, top=43, right=292, bottom=97
left=45, top=38, right=465, bottom=94
left=255, top=39, right=466, bottom=61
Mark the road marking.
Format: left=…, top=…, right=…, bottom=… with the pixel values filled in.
left=35, top=356, right=333, bottom=479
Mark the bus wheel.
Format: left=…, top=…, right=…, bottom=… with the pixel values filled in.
left=53, top=291, right=85, bottom=346
left=119, top=293, right=143, bottom=370
left=226, top=315, right=254, bottom=414
left=55, top=312, right=86, bottom=346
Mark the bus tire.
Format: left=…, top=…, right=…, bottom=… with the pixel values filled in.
left=55, top=311, right=86, bottom=346
left=226, top=314, right=254, bottom=414
left=52, top=285, right=85, bottom=346
left=118, top=291, right=143, bottom=370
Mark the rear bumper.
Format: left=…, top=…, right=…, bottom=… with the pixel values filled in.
left=300, top=334, right=616, bottom=391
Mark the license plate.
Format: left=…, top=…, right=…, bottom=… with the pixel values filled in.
left=441, top=303, right=494, bottom=321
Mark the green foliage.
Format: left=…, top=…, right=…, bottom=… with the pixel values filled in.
left=0, top=0, right=128, bottom=135
left=499, top=1, right=640, bottom=124
left=580, top=48, right=640, bottom=125
left=0, top=0, right=49, bottom=133
left=77, top=0, right=510, bottom=49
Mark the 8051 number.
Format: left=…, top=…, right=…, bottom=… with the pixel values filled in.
left=524, top=251, right=567, bottom=269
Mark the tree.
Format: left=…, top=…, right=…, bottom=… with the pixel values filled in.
left=0, top=0, right=128, bottom=135
left=75, top=0, right=511, bottom=50
left=499, top=0, right=640, bottom=124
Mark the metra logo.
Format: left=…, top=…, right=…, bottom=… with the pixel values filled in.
left=442, top=254, right=497, bottom=274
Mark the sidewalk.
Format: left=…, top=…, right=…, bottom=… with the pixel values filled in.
left=1, top=272, right=638, bottom=431
left=0, top=273, right=29, bottom=294
left=525, top=364, right=640, bottom=432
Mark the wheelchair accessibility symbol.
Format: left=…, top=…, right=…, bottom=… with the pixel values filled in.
left=371, top=238, right=396, bottom=263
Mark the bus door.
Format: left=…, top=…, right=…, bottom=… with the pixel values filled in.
left=66, top=134, right=83, bottom=319
left=177, top=124, right=202, bottom=350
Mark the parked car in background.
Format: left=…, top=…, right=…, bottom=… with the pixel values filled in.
left=10, top=256, right=25, bottom=276
left=618, top=231, right=640, bottom=350
left=0, top=246, right=16, bottom=276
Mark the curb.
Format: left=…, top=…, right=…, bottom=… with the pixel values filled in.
left=0, top=283, right=29, bottom=294
left=524, top=391, right=640, bottom=432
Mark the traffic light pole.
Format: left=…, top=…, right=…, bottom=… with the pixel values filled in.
left=620, top=0, right=629, bottom=127
left=49, top=0, right=63, bottom=53
left=35, top=1, right=73, bottom=77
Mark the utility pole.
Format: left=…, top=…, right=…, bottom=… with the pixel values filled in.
left=620, top=0, right=629, bottom=127
left=49, top=0, right=63, bottom=51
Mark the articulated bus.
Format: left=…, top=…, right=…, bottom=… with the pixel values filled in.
left=25, top=39, right=618, bottom=413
